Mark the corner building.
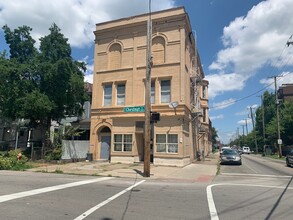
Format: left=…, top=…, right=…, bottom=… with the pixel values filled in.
left=90, top=7, right=209, bottom=166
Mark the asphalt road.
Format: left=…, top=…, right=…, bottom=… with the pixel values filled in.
left=211, top=154, right=293, bottom=220
left=1, top=155, right=293, bottom=220
left=0, top=171, right=211, bottom=220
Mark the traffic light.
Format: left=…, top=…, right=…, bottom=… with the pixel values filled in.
left=151, top=112, right=160, bottom=123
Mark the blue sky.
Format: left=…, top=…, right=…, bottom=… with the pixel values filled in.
left=0, top=0, right=292, bottom=143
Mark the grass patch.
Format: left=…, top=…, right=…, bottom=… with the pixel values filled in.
left=265, top=154, right=286, bottom=161
left=53, top=168, right=64, bottom=174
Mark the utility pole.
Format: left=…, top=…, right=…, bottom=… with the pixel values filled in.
left=241, top=125, right=245, bottom=146
left=260, top=95, right=266, bottom=156
left=273, top=76, right=282, bottom=158
left=144, top=0, right=152, bottom=177
left=237, top=127, right=240, bottom=147
left=249, top=106, right=258, bottom=154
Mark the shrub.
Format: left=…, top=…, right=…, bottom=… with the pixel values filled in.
left=0, top=156, right=12, bottom=170
left=0, top=150, right=32, bottom=170
left=44, top=147, right=62, bottom=161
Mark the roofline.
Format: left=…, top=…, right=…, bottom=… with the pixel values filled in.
left=94, top=7, right=192, bottom=34
left=95, top=6, right=185, bottom=27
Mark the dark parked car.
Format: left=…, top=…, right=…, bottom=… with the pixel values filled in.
left=286, top=149, right=293, bottom=167
left=220, top=149, right=242, bottom=165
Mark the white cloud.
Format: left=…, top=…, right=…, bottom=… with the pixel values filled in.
left=237, top=118, right=252, bottom=125
left=235, top=110, right=248, bottom=116
left=211, top=98, right=236, bottom=110
left=247, top=104, right=258, bottom=109
left=260, top=71, right=293, bottom=90
left=0, top=0, right=175, bottom=83
left=0, top=0, right=175, bottom=48
left=206, top=73, right=248, bottom=98
left=207, top=0, right=293, bottom=98
left=84, top=73, right=93, bottom=84
left=210, top=114, right=224, bottom=120
left=218, top=131, right=237, bottom=144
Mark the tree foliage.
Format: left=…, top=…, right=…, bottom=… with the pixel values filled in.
left=2, top=25, right=37, bottom=63
left=211, top=127, right=218, bottom=146
left=0, top=24, right=87, bottom=153
left=229, top=90, right=293, bottom=153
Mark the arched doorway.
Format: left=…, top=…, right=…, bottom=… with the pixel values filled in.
left=100, top=126, right=111, bottom=160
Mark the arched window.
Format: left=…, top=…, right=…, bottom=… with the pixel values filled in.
left=152, top=36, right=165, bottom=64
left=109, top=43, right=121, bottom=69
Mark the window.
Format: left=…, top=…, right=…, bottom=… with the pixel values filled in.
left=161, top=80, right=171, bottom=103
left=156, top=134, right=178, bottom=153
left=202, top=86, right=206, bottom=98
left=109, top=43, right=121, bottom=69
left=117, top=84, right=125, bottom=105
left=104, top=84, right=112, bottom=106
left=151, top=81, right=155, bottom=104
left=203, top=108, right=207, bottom=123
left=152, top=36, right=165, bottom=64
left=114, top=134, right=132, bottom=152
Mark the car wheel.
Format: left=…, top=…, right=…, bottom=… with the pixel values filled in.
left=238, top=161, right=242, bottom=165
left=286, top=159, right=291, bottom=167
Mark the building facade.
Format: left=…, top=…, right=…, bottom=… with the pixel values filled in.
left=278, top=84, right=293, bottom=102
left=90, top=7, right=209, bottom=166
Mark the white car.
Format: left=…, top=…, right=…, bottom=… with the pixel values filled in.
left=242, top=146, right=251, bottom=154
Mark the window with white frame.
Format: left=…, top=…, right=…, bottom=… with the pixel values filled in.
left=160, top=80, right=170, bottom=103
left=114, top=134, right=132, bottom=152
left=117, top=84, right=125, bottom=105
left=103, top=84, right=112, bottom=106
left=156, top=134, right=178, bottom=153
left=151, top=81, right=155, bottom=104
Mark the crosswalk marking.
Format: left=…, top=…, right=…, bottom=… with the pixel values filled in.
left=0, top=177, right=113, bottom=203
left=74, top=180, right=146, bottom=220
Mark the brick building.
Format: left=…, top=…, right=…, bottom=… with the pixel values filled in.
left=89, top=7, right=209, bottom=166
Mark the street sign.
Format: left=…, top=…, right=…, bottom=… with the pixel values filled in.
left=124, top=106, right=145, bottom=113
left=278, top=139, right=282, bottom=145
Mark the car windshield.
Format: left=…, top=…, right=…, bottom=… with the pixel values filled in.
left=222, top=150, right=238, bottom=155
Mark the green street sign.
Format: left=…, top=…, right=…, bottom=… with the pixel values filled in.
left=124, top=106, right=145, bottom=113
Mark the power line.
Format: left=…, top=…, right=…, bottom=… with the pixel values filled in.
left=210, top=35, right=293, bottom=110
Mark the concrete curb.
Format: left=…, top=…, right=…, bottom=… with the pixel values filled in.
left=27, top=153, right=220, bottom=182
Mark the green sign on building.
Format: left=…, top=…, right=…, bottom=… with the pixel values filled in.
left=123, top=106, right=145, bottom=113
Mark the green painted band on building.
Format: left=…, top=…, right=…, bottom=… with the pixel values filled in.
left=123, top=106, right=145, bottom=113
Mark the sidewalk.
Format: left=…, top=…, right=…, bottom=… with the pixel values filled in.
left=27, top=152, right=220, bottom=183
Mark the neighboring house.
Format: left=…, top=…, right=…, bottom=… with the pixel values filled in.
left=90, top=7, right=210, bottom=166
left=278, top=84, right=293, bottom=102
left=59, top=82, right=93, bottom=161
left=0, top=118, right=38, bottom=151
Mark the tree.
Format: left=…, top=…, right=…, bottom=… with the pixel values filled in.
left=38, top=23, right=87, bottom=126
left=0, top=24, right=88, bottom=156
left=2, top=25, right=37, bottom=63
left=211, top=127, right=218, bottom=146
left=280, top=101, right=293, bottom=145
left=254, top=90, right=293, bottom=153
